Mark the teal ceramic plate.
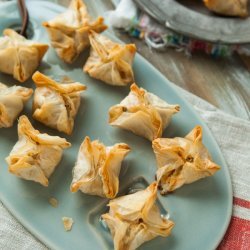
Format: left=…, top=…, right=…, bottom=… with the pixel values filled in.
left=0, top=1, right=232, bottom=250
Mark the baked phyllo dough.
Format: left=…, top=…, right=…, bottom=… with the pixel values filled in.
left=6, top=115, right=71, bottom=186
left=109, top=83, right=180, bottom=141
left=83, top=31, right=136, bottom=86
left=203, top=0, right=248, bottom=17
left=32, top=71, right=86, bottom=135
left=0, top=83, right=33, bottom=128
left=102, top=182, right=174, bottom=250
left=71, top=136, right=130, bottom=198
left=43, top=0, right=107, bottom=63
left=0, top=29, right=48, bottom=82
left=152, top=126, right=221, bottom=194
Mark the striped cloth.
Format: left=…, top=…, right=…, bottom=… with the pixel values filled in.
left=179, top=86, right=250, bottom=250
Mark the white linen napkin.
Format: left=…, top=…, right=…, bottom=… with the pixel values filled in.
left=1, top=84, right=249, bottom=249
left=106, top=0, right=137, bottom=29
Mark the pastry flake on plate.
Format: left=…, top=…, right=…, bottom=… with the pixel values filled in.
left=71, top=136, right=130, bottom=198
left=102, top=182, right=174, bottom=250
left=43, top=0, right=107, bottom=63
left=6, top=115, right=71, bottom=186
left=83, top=31, right=136, bottom=86
left=32, top=71, right=86, bottom=135
left=49, top=197, right=58, bottom=208
left=0, top=83, right=33, bottom=128
left=109, top=83, right=180, bottom=140
left=203, top=0, right=248, bottom=17
left=152, top=126, right=221, bottom=194
left=62, top=217, right=74, bottom=231
left=0, top=29, right=48, bottom=82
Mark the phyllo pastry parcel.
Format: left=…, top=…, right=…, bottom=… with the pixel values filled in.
left=0, top=83, right=33, bottom=128
left=32, top=71, right=86, bottom=135
left=83, top=31, right=136, bottom=86
left=43, top=0, right=107, bottom=63
left=0, top=29, right=48, bottom=82
left=71, top=136, right=130, bottom=198
left=203, top=0, right=248, bottom=17
left=6, top=115, right=71, bottom=186
left=152, top=126, right=221, bottom=194
left=109, top=83, right=180, bottom=141
left=102, top=182, right=174, bottom=250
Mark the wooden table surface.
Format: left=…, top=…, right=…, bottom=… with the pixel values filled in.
left=60, top=0, right=250, bottom=120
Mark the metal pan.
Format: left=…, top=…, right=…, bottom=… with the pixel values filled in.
left=134, top=0, right=250, bottom=44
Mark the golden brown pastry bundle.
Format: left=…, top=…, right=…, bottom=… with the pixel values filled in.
left=6, top=115, right=71, bottom=186
left=71, top=136, right=130, bottom=198
left=152, top=126, right=221, bottom=194
left=109, top=83, right=180, bottom=140
left=0, top=83, right=33, bottom=128
left=102, top=182, right=174, bottom=250
left=32, top=71, right=86, bottom=135
left=43, top=0, right=107, bottom=63
left=203, top=0, right=248, bottom=17
left=0, top=29, right=48, bottom=82
left=83, top=31, right=136, bottom=86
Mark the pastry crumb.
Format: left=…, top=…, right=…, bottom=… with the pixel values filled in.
left=49, top=197, right=58, bottom=208
left=62, top=217, right=74, bottom=231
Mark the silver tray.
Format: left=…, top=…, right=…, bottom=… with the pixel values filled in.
left=134, top=0, right=250, bottom=44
